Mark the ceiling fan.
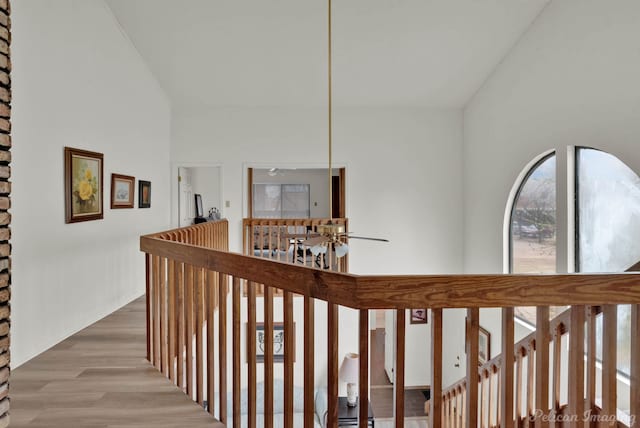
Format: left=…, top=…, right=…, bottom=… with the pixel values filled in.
left=288, top=0, right=388, bottom=259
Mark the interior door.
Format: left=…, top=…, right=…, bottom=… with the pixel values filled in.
left=178, top=167, right=194, bottom=226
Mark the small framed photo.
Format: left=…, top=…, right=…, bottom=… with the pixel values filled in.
left=410, top=309, right=428, bottom=324
left=110, top=174, right=135, bottom=209
left=64, top=147, right=104, bottom=223
left=138, top=180, right=151, bottom=208
left=251, top=322, right=295, bottom=363
left=478, top=326, right=491, bottom=366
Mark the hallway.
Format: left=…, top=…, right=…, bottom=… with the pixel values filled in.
left=10, top=297, right=223, bottom=428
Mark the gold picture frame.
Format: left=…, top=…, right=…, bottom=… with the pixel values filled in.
left=64, top=147, right=104, bottom=223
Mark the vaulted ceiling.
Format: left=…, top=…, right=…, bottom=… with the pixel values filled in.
left=106, top=0, right=548, bottom=109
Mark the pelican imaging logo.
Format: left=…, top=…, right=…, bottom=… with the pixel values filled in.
left=531, top=409, right=634, bottom=426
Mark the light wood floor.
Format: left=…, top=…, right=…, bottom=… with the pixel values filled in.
left=10, top=297, right=224, bottom=428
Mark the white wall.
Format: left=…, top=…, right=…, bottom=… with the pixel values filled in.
left=172, top=106, right=464, bottom=388
left=252, top=168, right=331, bottom=219
left=462, top=0, right=640, bottom=374
left=11, top=0, right=171, bottom=367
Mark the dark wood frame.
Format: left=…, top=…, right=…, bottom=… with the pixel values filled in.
left=138, top=180, right=151, bottom=208
left=409, top=308, right=428, bottom=324
left=64, top=147, right=104, bottom=223
left=251, top=321, right=295, bottom=363
left=110, top=173, right=135, bottom=209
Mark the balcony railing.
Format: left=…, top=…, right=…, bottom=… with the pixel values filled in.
left=141, top=219, right=640, bottom=428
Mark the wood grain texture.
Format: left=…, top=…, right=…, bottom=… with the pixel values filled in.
left=304, top=297, right=315, bottom=428
left=284, top=291, right=294, bottom=428
left=601, top=305, right=617, bottom=422
left=568, top=306, right=585, bottom=427
left=218, top=272, right=228, bottom=425
left=327, top=303, right=339, bottom=428
left=501, top=307, right=514, bottom=428
left=431, top=308, right=443, bottom=428
left=232, top=277, right=241, bottom=428
left=395, top=309, right=406, bottom=428
left=466, top=308, right=479, bottom=428
left=359, top=309, right=369, bottom=428
left=247, top=282, right=257, bottom=428
left=10, top=298, right=224, bottom=428
left=143, top=233, right=640, bottom=309
left=185, top=264, right=195, bottom=400
left=206, top=270, right=215, bottom=417
left=535, top=307, right=550, bottom=428
left=264, top=285, right=274, bottom=428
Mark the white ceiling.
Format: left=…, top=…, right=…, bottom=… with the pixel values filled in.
left=106, top=0, right=548, bottom=109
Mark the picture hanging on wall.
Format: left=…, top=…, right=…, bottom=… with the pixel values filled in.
left=409, top=308, right=428, bottom=324
left=138, top=180, right=151, bottom=208
left=64, top=147, right=104, bottom=223
left=110, top=173, right=135, bottom=209
left=250, top=322, right=295, bottom=363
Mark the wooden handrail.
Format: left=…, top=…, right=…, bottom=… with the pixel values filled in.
left=142, top=233, right=640, bottom=310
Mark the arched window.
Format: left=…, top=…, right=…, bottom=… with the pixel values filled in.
left=509, top=153, right=557, bottom=274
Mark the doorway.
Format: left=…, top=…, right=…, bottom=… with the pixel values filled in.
left=177, top=166, right=222, bottom=227
left=247, top=167, right=345, bottom=218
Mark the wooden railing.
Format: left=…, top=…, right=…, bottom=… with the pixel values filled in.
left=141, top=220, right=640, bottom=428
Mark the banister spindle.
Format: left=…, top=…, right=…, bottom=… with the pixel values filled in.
left=206, top=270, right=215, bottom=416
left=185, top=264, right=195, bottom=400
left=601, top=305, right=617, bottom=422
left=248, top=282, right=257, bottom=428
left=631, top=304, right=640, bottom=428
left=359, top=309, right=369, bottom=428
left=327, top=303, right=339, bottom=428
left=568, top=306, right=585, bottom=426
left=431, top=308, right=443, bottom=428
left=535, top=307, right=550, bottom=428
left=195, top=268, right=204, bottom=405
left=264, top=285, right=274, bottom=428
left=305, top=297, right=316, bottom=428
left=395, top=309, right=406, bottom=428
left=501, top=307, right=515, bottom=428
left=466, top=308, right=480, bottom=428
left=284, top=291, right=294, bottom=428
left=145, top=253, right=151, bottom=362
left=218, top=272, right=227, bottom=425
left=232, top=277, right=241, bottom=428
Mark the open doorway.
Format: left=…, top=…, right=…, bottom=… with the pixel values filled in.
left=247, top=167, right=345, bottom=218
left=177, top=166, right=222, bottom=227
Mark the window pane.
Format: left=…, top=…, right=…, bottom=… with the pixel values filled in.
left=282, top=184, right=310, bottom=218
left=577, top=148, right=640, bottom=377
left=253, top=184, right=281, bottom=218
left=511, top=155, right=557, bottom=274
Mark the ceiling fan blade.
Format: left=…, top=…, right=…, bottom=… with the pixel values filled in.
left=346, top=235, right=389, bottom=242
left=282, top=232, right=321, bottom=239
left=301, top=236, right=328, bottom=247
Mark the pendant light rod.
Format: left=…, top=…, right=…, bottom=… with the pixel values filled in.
left=327, top=0, right=333, bottom=221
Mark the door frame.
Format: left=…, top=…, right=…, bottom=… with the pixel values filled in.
left=245, top=163, right=347, bottom=219
left=171, top=162, right=224, bottom=228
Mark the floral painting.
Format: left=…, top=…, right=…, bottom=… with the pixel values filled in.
left=110, top=174, right=135, bottom=209
left=65, top=147, right=103, bottom=223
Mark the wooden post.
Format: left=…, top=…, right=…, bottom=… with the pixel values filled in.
left=431, top=308, right=443, bottom=428
left=359, top=309, right=369, bottom=428
left=395, top=309, right=406, bottom=428
left=466, top=308, right=480, bottom=428
left=568, top=306, right=585, bottom=427
left=535, top=307, right=550, bottom=428
left=501, top=307, right=515, bottom=428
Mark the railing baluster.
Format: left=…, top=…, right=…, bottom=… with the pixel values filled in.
left=466, top=308, right=480, bottom=428
left=146, top=253, right=151, bottom=362
left=431, top=308, right=443, bottom=428
left=551, top=325, right=561, bottom=422
left=248, top=281, right=257, bottom=428
left=527, top=341, right=535, bottom=426
left=395, top=309, right=406, bottom=428
left=177, top=262, right=185, bottom=391
left=232, top=277, right=241, bottom=428
left=601, top=305, right=617, bottom=422
left=568, top=305, right=585, bottom=427
left=195, top=267, right=204, bottom=405
left=284, top=291, right=294, bottom=428
left=631, top=304, right=640, bottom=428
left=168, top=260, right=176, bottom=383
left=218, top=272, right=228, bottom=425
left=305, top=297, right=316, bottom=428
left=264, top=285, right=274, bottom=428
left=327, top=303, right=339, bottom=428
left=502, top=307, right=515, bottom=428
left=359, top=309, right=369, bottom=428
left=160, top=257, right=168, bottom=375
left=206, top=270, right=215, bottom=416
left=535, top=306, right=550, bottom=428
left=515, top=349, right=523, bottom=424
left=586, top=306, right=597, bottom=424
left=185, top=264, right=195, bottom=400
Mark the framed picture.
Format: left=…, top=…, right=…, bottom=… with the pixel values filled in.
left=138, top=180, right=151, bottom=208
left=478, top=326, right=491, bottom=365
left=410, top=309, right=428, bottom=324
left=195, top=193, right=203, bottom=217
left=110, top=174, right=135, bottom=209
left=64, top=147, right=104, bottom=223
left=251, top=322, right=295, bottom=363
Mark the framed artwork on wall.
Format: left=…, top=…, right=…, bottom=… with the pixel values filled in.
left=110, top=174, right=135, bottom=209
left=409, top=308, right=428, bottom=324
left=64, top=147, right=104, bottom=223
left=478, top=326, right=491, bottom=365
left=138, top=180, right=151, bottom=208
left=251, top=322, right=295, bottom=363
